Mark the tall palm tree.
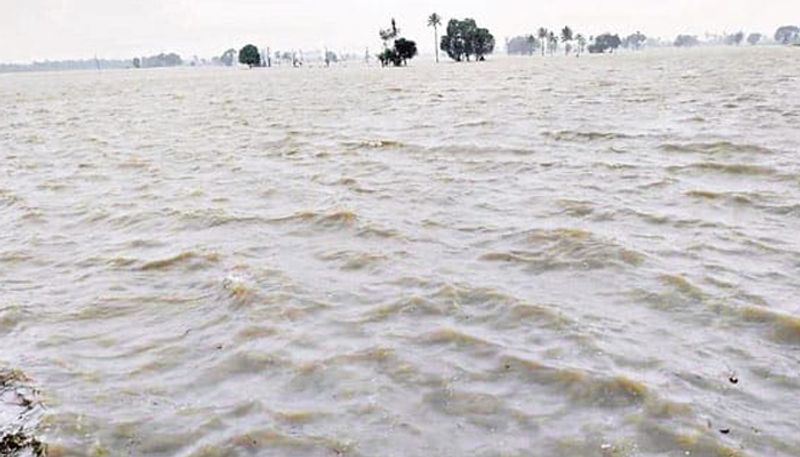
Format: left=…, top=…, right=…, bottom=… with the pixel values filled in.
left=537, top=28, right=548, bottom=56
left=548, top=31, right=558, bottom=55
left=575, top=34, right=587, bottom=56
left=428, top=13, right=442, bottom=63
left=561, top=26, right=573, bottom=55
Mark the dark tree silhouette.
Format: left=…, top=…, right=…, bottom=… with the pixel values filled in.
left=588, top=34, right=622, bottom=53
left=440, top=18, right=494, bottom=62
left=239, top=45, right=261, bottom=68
left=377, top=19, right=417, bottom=67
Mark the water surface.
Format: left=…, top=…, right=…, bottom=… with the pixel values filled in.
left=1, top=47, right=799, bottom=456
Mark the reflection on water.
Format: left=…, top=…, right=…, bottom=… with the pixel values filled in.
left=1, top=47, right=799, bottom=456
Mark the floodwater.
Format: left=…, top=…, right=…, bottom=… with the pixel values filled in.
left=1, top=46, right=799, bottom=456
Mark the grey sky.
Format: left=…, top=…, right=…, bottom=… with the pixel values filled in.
left=1, top=0, right=797, bottom=62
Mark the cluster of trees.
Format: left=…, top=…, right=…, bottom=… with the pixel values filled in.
left=775, top=25, right=800, bottom=44
left=747, top=33, right=763, bottom=45
left=507, top=27, right=636, bottom=57
left=622, top=32, right=647, bottom=50
left=438, top=18, right=495, bottom=61
left=675, top=26, right=798, bottom=48
left=132, top=53, right=182, bottom=69
left=674, top=35, right=701, bottom=47
left=378, top=19, right=418, bottom=66
left=588, top=34, right=621, bottom=53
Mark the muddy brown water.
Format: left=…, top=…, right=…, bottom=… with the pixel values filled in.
left=1, top=46, right=799, bottom=456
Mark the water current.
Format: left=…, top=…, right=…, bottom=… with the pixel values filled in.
left=1, top=46, right=799, bottom=456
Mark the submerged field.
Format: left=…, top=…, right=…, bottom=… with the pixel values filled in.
left=1, top=46, right=799, bottom=456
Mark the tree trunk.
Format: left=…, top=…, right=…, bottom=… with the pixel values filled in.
left=434, top=27, right=439, bottom=63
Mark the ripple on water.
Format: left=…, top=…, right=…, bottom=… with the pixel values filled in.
left=667, top=162, right=776, bottom=177
left=316, top=250, right=388, bottom=271
left=139, top=251, right=221, bottom=271
left=738, top=306, right=800, bottom=345
left=543, top=130, right=635, bottom=142
left=659, top=141, right=776, bottom=155
left=480, top=228, right=644, bottom=272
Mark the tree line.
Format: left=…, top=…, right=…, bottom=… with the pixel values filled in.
left=125, top=22, right=800, bottom=71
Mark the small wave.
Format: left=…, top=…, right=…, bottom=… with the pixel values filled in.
left=343, top=139, right=405, bottom=149
left=668, top=162, right=775, bottom=176
left=659, top=274, right=707, bottom=301
left=226, top=427, right=354, bottom=455
left=273, top=209, right=358, bottom=229
left=173, top=209, right=268, bottom=228
left=0, top=304, right=28, bottom=335
left=139, top=251, right=220, bottom=271
left=481, top=228, right=644, bottom=272
left=455, top=119, right=494, bottom=128
left=543, top=130, right=632, bottom=142
left=501, top=355, right=649, bottom=407
left=223, top=275, right=258, bottom=306
left=423, top=328, right=495, bottom=349
left=0, top=189, right=21, bottom=208
left=316, top=250, right=387, bottom=271
left=659, top=141, right=775, bottom=155
left=424, top=389, right=507, bottom=417
left=556, top=199, right=594, bottom=217
left=739, top=306, right=800, bottom=345
left=357, top=225, right=402, bottom=239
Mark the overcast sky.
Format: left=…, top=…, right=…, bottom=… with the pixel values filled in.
left=1, top=0, right=797, bottom=62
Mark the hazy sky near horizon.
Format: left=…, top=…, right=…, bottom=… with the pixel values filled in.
left=1, top=0, right=797, bottom=62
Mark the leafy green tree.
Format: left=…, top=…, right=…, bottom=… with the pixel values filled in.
left=746, top=33, right=763, bottom=45
left=141, top=53, right=182, bottom=67
left=428, top=13, right=442, bottom=63
left=220, top=49, right=236, bottom=66
left=774, top=25, right=800, bottom=44
left=724, top=31, right=745, bottom=45
left=588, top=34, right=622, bottom=53
left=239, top=44, right=261, bottom=68
left=394, top=38, right=418, bottom=65
left=537, top=27, right=548, bottom=56
left=674, top=35, right=700, bottom=47
left=507, top=35, right=537, bottom=56
left=440, top=18, right=494, bottom=62
left=623, top=32, right=647, bottom=50
left=506, top=36, right=537, bottom=55
left=377, top=19, right=417, bottom=67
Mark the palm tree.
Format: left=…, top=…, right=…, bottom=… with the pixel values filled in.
left=576, top=34, right=587, bottom=56
left=428, top=13, right=442, bottom=63
left=548, top=31, right=558, bottom=55
left=561, top=26, right=573, bottom=55
left=537, top=28, right=548, bottom=56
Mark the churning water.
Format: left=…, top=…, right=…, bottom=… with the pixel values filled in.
left=1, top=46, right=799, bottom=456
